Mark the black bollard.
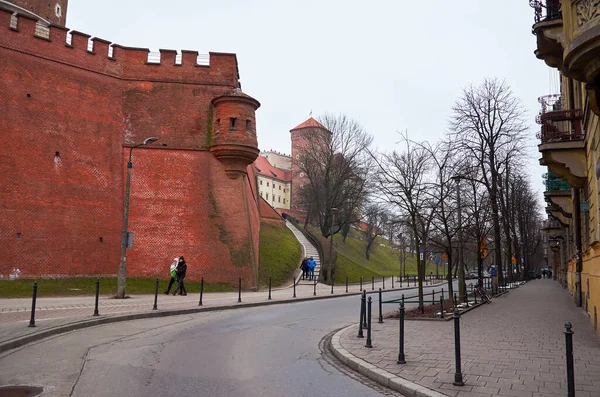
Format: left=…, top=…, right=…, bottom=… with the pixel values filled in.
left=432, top=289, right=436, bottom=307
left=391, top=275, right=394, bottom=289
left=238, top=277, right=242, bottom=303
left=331, top=278, right=334, bottom=294
left=153, top=278, right=159, bottom=310
left=440, top=296, right=444, bottom=319
left=565, top=322, right=575, bottom=397
left=365, top=297, right=373, bottom=348
left=293, top=278, right=296, bottom=298
left=473, top=284, right=477, bottom=305
left=93, top=278, right=100, bottom=316
left=313, top=279, right=317, bottom=296
left=362, top=290, right=368, bottom=328
left=372, top=276, right=374, bottom=291
left=199, top=277, right=204, bottom=306
left=452, top=309, right=464, bottom=386
left=346, top=276, right=348, bottom=293
left=378, top=288, right=383, bottom=324
left=28, top=281, right=38, bottom=328
left=268, top=277, right=272, bottom=300
left=383, top=276, right=386, bottom=290
left=360, top=276, right=363, bottom=291
left=398, top=302, right=406, bottom=364
left=453, top=293, right=458, bottom=309
left=357, top=292, right=365, bottom=338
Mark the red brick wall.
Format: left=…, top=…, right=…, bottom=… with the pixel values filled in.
left=4, top=0, right=68, bottom=26
left=0, top=10, right=260, bottom=288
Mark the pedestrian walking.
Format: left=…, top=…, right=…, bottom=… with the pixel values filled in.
left=300, top=257, right=309, bottom=280
left=489, top=264, right=498, bottom=295
left=308, top=257, right=316, bottom=281
left=173, top=256, right=188, bottom=296
left=164, top=257, right=179, bottom=295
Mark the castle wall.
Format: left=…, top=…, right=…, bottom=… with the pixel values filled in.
left=0, top=10, right=260, bottom=288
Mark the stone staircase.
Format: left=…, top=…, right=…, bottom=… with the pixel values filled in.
left=285, top=220, right=321, bottom=285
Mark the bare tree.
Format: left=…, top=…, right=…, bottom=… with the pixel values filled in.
left=373, top=133, right=435, bottom=312
left=449, top=78, right=528, bottom=286
left=363, top=203, right=387, bottom=260
left=420, top=139, right=460, bottom=300
left=297, top=113, right=373, bottom=238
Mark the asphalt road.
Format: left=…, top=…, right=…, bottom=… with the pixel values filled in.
left=0, top=280, right=472, bottom=397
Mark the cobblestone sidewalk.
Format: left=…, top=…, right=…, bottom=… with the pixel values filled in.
left=336, top=280, right=600, bottom=397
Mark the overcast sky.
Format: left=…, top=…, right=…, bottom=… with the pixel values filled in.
left=67, top=0, right=555, bottom=206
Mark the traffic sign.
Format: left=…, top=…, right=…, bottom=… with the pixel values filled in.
left=441, top=253, right=447, bottom=261
left=511, top=255, right=516, bottom=265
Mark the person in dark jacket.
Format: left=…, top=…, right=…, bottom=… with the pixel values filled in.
left=300, top=257, right=308, bottom=280
left=173, top=256, right=187, bottom=296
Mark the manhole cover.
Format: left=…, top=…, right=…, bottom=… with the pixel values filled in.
left=0, top=386, right=43, bottom=397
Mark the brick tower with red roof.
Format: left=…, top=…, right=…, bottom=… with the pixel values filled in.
left=290, top=117, right=329, bottom=211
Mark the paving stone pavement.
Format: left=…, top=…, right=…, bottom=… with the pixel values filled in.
left=337, top=279, right=600, bottom=397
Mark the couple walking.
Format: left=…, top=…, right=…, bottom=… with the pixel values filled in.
left=301, top=257, right=317, bottom=280
left=165, top=256, right=187, bottom=296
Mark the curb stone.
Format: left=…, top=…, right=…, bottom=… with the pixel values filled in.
left=329, top=324, right=449, bottom=397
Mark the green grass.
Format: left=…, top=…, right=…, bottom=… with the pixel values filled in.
left=324, top=227, right=438, bottom=283
left=258, top=221, right=302, bottom=288
left=0, top=277, right=234, bottom=298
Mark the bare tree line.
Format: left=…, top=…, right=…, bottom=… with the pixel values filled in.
left=296, top=78, right=545, bottom=310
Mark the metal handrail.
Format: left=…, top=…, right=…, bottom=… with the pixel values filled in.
left=530, top=0, right=562, bottom=23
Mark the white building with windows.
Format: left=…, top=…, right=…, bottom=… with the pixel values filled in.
left=254, top=155, right=291, bottom=210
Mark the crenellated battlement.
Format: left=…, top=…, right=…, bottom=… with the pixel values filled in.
left=0, top=8, right=240, bottom=85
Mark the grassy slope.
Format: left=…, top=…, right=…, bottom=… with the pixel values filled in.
left=0, top=278, right=234, bottom=298
left=332, top=228, right=438, bottom=283
left=258, top=221, right=302, bottom=288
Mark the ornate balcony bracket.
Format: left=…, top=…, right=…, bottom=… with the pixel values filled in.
left=533, top=19, right=565, bottom=69
left=547, top=209, right=571, bottom=226
left=545, top=190, right=573, bottom=215
left=539, top=140, right=587, bottom=187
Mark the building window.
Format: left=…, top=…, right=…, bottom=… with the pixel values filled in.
left=300, top=172, right=304, bottom=177
left=55, top=4, right=62, bottom=17
left=260, top=192, right=263, bottom=197
left=267, top=182, right=269, bottom=187
left=260, top=180, right=263, bottom=185
left=296, top=154, right=299, bottom=159
left=215, top=118, right=220, bottom=134
left=246, top=120, right=252, bottom=134
left=278, top=196, right=281, bottom=203
left=229, top=118, right=237, bottom=131
left=279, top=185, right=281, bottom=190
left=266, top=193, right=269, bottom=200
left=272, top=196, right=275, bottom=202
left=283, top=198, right=286, bottom=204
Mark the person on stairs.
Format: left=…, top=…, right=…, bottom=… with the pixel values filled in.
left=308, top=257, right=316, bottom=281
left=300, top=257, right=309, bottom=280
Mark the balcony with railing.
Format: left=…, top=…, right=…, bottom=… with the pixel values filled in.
left=537, top=94, right=586, bottom=188
left=543, top=171, right=572, bottom=216
left=530, top=0, right=564, bottom=69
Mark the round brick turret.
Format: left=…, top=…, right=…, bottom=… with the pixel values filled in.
left=210, top=88, right=260, bottom=179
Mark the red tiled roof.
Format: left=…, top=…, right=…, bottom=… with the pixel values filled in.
left=290, top=117, right=327, bottom=131
left=254, top=155, right=292, bottom=182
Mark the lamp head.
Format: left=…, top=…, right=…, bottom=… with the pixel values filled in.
left=143, top=137, right=159, bottom=145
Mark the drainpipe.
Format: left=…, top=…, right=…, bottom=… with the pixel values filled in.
left=573, top=188, right=583, bottom=307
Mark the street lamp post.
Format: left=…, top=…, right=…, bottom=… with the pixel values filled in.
left=116, top=137, right=159, bottom=299
left=328, top=207, right=338, bottom=285
left=397, top=233, right=407, bottom=282
left=451, top=175, right=466, bottom=304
